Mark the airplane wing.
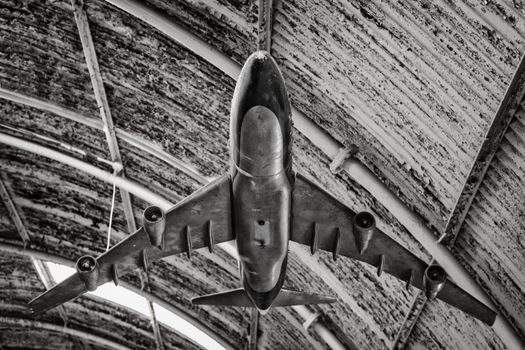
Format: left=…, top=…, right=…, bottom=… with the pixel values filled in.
left=29, top=174, right=234, bottom=314
left=290, top=172, right=497, bottom=325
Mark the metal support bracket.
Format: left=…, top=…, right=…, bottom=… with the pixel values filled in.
left=302, top=312, right=322, bottom=332
left=329, top=145, right=358, bottom=174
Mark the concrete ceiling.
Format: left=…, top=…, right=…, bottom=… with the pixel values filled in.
left=0, top=0, right=524, bottom=349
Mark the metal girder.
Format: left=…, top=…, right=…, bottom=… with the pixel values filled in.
left=443, top=51, right=525, bottom=245
left=0, top=316, right=134, bottom=350
left=390, top=293, right=426, bottom=349
left=391, top=52, right=525, bottom=349
left=294, top=306, right=347, bottom=350
left=0, top=241, right=234, bottom=350
left=0, top=175, right=31, bottom=245
left=257, top=0, right=273, bottom=52
left=0, top=87, right=208, bottom=185
left=70, top=0, right=164, bottom=346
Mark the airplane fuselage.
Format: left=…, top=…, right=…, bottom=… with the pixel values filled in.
left=230, top=51, right=293, bottom=311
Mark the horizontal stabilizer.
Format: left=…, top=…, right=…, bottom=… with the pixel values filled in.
left=273, top=289, right=336, bottom=307
left=191, top=289, right=253, bottom=307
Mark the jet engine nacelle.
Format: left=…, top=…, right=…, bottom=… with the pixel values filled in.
left=352, top=211, right=376, bottom=254
left=143, top=205, right=166, bottom=248
left=423, top=265, right=447, bottom=299
left=76, top=255, right=99, bottom=292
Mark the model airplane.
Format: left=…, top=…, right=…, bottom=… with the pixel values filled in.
left=29, top=51, right=497, bottom=326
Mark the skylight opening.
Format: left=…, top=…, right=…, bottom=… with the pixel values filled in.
left=44, top=262, right=225, bottom=350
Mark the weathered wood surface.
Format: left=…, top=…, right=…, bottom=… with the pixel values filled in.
left=272, top=0, right=523, bottom=232
left=1, top=0, right=525, bottom=349
left=0, top=0, right=98, bottom=116
left=454, top=109, right=525, bottom=340
left=406, top=299, right=506, bottom=350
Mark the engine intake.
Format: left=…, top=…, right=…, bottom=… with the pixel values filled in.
left=143, top=205, right=166, bottom=248
left=352, top=211, right=376, bottom=254
left=76, top=255, right=99, bottom=292
left=423, top=265, right=447, bottom=299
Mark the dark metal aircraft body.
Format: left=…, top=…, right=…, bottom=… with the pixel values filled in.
left=30, top=51, right=497, bottom=325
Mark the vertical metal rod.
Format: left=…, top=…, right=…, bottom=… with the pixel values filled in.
left=257, top=0, right=273, bottom=52
left=249, top=308, right=259, bottom=350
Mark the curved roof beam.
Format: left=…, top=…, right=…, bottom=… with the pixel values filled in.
left=0, top=132, right=172, bottom=210
left=0, top=316, right=134, bottom=350
left=0, top=241, right=234, bottom=350
left=0, top=87, right=209, bottom=185
left=101, top=1, right=523, bottom=347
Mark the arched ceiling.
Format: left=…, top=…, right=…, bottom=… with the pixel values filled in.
left=0, top=0, right=524, bottom=349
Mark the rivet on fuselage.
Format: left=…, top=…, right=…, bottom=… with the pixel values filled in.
left=207, top=221, right=215, bottom=254
left=112, top=264, right=119, bottom=287
left=186, top=226, right=193, bottom=260
left=377, top=254, right=385, bottom=277
left=332, top=228, right=340, bottom=261
left=406, top=269, right=414, bottom=291
left=310, top=223, right=318, bottom=255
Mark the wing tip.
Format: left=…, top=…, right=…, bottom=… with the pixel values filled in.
left=27, top=299, right=47, bottom=316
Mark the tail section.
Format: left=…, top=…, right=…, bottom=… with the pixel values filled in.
left=191, top=288, right=335, bottom=309
left=191, top=289, right=253, bottom=307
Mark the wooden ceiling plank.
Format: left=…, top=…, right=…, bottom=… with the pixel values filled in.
left=391, top=52, right=525, bottom=349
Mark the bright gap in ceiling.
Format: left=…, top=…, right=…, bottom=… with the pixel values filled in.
left=44, top=261, right=226, bottom=350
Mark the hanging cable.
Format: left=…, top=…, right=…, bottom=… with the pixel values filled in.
left=106, top=179, right=117, bottom=252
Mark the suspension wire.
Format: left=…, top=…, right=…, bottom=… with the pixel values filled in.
left=106, top=179, right=117, bottom=252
